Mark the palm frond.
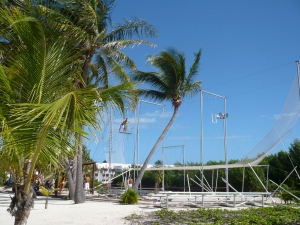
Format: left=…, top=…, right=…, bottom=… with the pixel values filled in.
left=99, top=81, right=138, bottom=113
left=106, top=17, right=157, bottom=42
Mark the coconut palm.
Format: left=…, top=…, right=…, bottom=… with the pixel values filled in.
left=26, top=0, right=157, bottom=203
left=1, top=0, right=157, bottom=203
left=131, top=47, right=202, bottom=191
left=0, top=7, right=103, bottom=224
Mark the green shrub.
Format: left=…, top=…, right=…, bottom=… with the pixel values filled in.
left=120, top=189, right=139, bottom=204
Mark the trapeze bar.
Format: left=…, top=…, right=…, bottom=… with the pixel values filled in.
left=201, top=90, right=226, bottom=99
left=139, top=99, right=164, bottom=107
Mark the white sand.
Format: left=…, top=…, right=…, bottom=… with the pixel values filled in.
left=0, top=190, right=283, bottom=225
left=0, top=192, right=158, bottom=225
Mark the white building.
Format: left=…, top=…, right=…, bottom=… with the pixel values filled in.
left=94, top=163, right=132, bottom=183
left=94, top=163, right=157, bottom=183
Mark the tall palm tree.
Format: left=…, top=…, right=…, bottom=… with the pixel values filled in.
left=0, top=6, right=103, bottom=224
left=1, top=0, right=157, bottom=203
left=28, top=0, right=157, bottom=203
left=131, top=47, right=202, bottom=191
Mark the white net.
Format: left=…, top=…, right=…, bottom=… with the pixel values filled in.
left=237, top=73, right=300, bottom=165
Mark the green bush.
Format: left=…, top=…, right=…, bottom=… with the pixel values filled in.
left=120, top=189, right=139, bottom=204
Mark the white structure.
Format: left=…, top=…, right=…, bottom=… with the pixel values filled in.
left=94, top=163, right=131, bottom=183
left=94, top=163, right=163, bottom=183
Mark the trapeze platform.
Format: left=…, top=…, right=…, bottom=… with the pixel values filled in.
left=119, top=131, right=132, bottom=134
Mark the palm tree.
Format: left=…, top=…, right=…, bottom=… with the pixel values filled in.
left=28, top=0, right=157, bottom=203
left=0, top=7, right=103, bottom=224
left=131, top=47, right=202, bottom=191
left=1, top=0, right=157, bottom=203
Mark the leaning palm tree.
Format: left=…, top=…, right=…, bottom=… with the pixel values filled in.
left=131, top=47, right=202, bottom=191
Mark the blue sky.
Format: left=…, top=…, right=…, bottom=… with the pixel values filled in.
left=88, top=0, right=300, bottom=166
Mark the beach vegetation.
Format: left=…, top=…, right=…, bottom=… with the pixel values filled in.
left=38, top=186, right=57, bottom=209
left=126, top=206, right=300, bottom=224
left=120, top=188, right=139, bottom=204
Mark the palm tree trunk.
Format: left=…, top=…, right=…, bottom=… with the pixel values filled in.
left=73, top=53, right=90, bottom=203
left=65, top=158, right=75, bottom=200
left=54, top=172, right=59, bottom=197
left=8, top=187, right=35, bottom=225
left=132, top=107, right=179, bottom=191
left=74, top=135, right=86, bottom=203
left=45, top=197, right=48, bottom=209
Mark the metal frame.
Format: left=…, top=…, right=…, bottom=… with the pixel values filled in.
left=200, top=90, right=228, bottom=192
left=162, top=145, right=185, bottom=191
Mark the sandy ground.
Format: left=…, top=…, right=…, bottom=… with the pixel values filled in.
left=0, top=188, right=283, bottom=225
left=0, top=191, right=159, bottom=225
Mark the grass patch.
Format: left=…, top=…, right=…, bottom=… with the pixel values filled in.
left=126, top=205, right=300, bottom=224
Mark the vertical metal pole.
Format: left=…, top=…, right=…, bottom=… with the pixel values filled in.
left=242, top=166, right=245, bottom=194
left=234, top=194, right=236, bottom=207
left=166, top=194, right=169, bottom=209
left=109, top=107, right=112, bottom=186
left=215, top=169, right=218, bottom=192
left=137, top=102, right=141, bottom=175
left=183, top=146, right=185, bottom=192
left=212, top=169, right=214, bottom=192
left=200, top=90, right=204, bottom=192
left=187, top=174, right=191, bottom=193
left=162, top=106, right=165, bottom=191
left=162, top=147, right=165, bottom=191
left=224, top=97, right=228, bottom=193
left=266, top=165, right=269, bottom=192
left=134, top=108, right=137, bottom=181
left=137, top=102, right=141, bottom=190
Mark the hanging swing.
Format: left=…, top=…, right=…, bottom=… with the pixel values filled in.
left=119, top=118, right=132, bottom=134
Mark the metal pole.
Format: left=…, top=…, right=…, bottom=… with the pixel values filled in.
left=133, top=108, right=137, bottom=181
left=200, top=90, right=204, bottom=192
left=162, top=147, right=165, bottom=191
left=109, top=107, right=112, bottom=186
left=224, top=97, right=228, bottom=193
left=187, top=174, right=191, bottom=193
left=215, top=169, right=218, bottom=192
left=183, top=145, right=185, bottom=192
left=242, top=166, right=245, bottom=194
left=162, top=105, right=165, bottom=191
left=137, top=102, right=141, bottom=176
left=212, top=169, right=214, bottom=192
left=270, top=179, right=300, bottom=202
left=269, top=166, right=297, bottom=199
left=266, top=165, right=269, bottom=192
left=137, top=102, right=141, bottom=189
left=201, top=90, right=226, bottom=99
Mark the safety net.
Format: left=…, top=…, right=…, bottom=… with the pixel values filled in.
left=237, top=72, right=300, bottom=165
